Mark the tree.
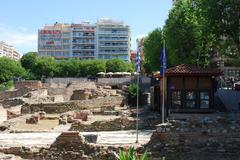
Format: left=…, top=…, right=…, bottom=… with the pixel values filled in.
left=57, top=59, right=81, bottom=77
left=80, top=60, right=106, bottom=77
left=0, top=57, right=27, bottom=83
left=143, top=28, right=163, bottom=73
left=20, top=52, right=38, bottom=70
left=32, top=56, right=59, bottom=79
left=195, top=0, right=240, bottom=62
left=106, top=59, right=128, bottom=72
left=163, top=0, right=207, bottom=66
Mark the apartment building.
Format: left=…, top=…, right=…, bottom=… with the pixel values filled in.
left=96, top=18, right=130, bottom=61
left=38, top=23, right=72, bottom=59
left=38, top=19, right=131, bottom=61
left=72, top=23, right=96, bottom=59
left=0, top=41, right=21, bottom=60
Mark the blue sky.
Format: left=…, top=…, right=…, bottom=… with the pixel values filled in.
left=0, top=0, right=172, bottom=55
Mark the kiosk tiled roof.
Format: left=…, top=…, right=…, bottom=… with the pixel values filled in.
left=155, top=64, right=222, bottom=77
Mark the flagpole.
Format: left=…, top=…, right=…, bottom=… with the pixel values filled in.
left=162, top=40, right=165, bottom=124
left=136, top=72, right=139, bottom=143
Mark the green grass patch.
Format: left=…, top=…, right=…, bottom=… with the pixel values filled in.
left=0, top=81, right=13, bottom=91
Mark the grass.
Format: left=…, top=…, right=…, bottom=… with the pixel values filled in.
left=0, top=81, right=13, bottom=91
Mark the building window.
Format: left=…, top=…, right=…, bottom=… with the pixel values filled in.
left=200, top=91, right=209, bottom=109
left=171, top=91, right=181, bottom=109
left=186, top=91, right=196, bottom=109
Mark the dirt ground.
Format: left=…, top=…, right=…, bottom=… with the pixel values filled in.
left=8, top=114, right=60, bottom=132
left=10, top=119, right=59, bottom=132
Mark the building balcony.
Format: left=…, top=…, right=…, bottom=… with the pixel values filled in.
left=73, top=34, right=95, bottom=37
left=98, top=52, right=128, bottom=55
left=99, top=45, right=128, bottom=47
left=98, top=31, right=129, bottom=35
left=98, top=38, right=128, bottom=41
left=72, top=48, right=96, bottom=51
left=72, top=41, right=95, bottom=44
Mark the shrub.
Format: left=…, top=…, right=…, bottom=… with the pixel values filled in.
left=115, top=146, right=148, bottom=160
left=0, top=81, right=14, bottom=91
left=128, top=83, right=143, bottom=106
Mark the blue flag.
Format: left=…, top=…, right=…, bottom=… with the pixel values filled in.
left=136, top=49, right=141, bottom=73
left=160, top=46, right=166, bottom=76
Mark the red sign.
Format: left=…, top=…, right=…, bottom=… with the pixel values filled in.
left=40, top=30, right=61, bottom=34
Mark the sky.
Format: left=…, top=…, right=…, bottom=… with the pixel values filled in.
left=0, top=0, right=172, bottom=55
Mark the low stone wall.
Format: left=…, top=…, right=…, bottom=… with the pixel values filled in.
left=45, top=78, right=89, bottom=84
left=47, top=88, right=66, bottom=96
left=0, top=88, right=31, bottom=100
left=97, top=78, right=131, bottom=86
left=147, top=114, right=240, bottom=160
left=21, top=96, right=124, bottom=114
left=148, top=132, right=240, bottom=160
left=14, top=81, right=42, bottom=90
left=70, top=117, right=136, bottom=131
left=0, top=98, right=24, bottom=108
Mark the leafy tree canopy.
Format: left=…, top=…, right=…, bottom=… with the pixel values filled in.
left=143, top=28, right=163, bottom=73
left=0, top=57, right=27, bottom=83
left=20, top=52, right=38, bottom=70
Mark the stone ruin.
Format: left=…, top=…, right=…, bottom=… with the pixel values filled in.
left=26, top=115, right=39, bottom=124
left=147, top=114, right=240, bottom=160
left=40, top=131, right=118, bottom=160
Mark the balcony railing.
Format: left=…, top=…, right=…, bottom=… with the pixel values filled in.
left=99, top=44, right=128, bottom=47
left=98, top=31, right=129, bottom=35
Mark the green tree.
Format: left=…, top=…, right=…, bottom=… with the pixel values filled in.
left=163, top=0, right=206, bottom=66
left=0, top=57, right=27, bottom=83
left=57, top=59, right=81, bottom=77
left=143, top=28, right=163, bottom=73
left=106, top=59, right=128, bottom=72
left=20, top=52, right=38, bottom=70
left=195, top=0, right=240, bottom=64
left=80, top=60, right=106, bottom=77
left=32, top=56, right=59, bottom=79
left=163, top=0, right=240, bottom=67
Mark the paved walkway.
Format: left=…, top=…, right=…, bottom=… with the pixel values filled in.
left=0, top=130, right=154, bottom=148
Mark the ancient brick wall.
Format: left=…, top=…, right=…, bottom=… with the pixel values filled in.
left=14, top=81, right=42, bottom=90
left=0, top=88, right=31, bottom=100
left=21, top=96, right=124, bottom=114
left=147, top=115, right=240, bottom=160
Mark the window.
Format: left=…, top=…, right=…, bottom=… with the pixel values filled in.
left=186, top=91, right=196, bottom=108
left=63, top=39, right=70, bottom=43
left=171, top=91, right=181, bottom=109
left=200, top=92, right=209, bottom=109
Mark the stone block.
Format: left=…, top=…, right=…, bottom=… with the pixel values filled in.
left=103, top=111, right=119, bottom=116
left=67, top=116, right=74, bottom=123
left=100, top=105, right=115, bottom=112
left=103, top=85, right=111, bottom=89
left=74, top=111, right=89, bottom=121
left=26, top=115, right=39, bottom=124
left=59, top=118, right=67, bottom=125
left=39, top=111, right=46, bottom=120
left=84, top=134, right=98, bottom=143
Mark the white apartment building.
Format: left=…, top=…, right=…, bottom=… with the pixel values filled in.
left=0, top=41, right=21, bottom=60
left=38, top=23, right=72, bottom=59
left=72, top=22, right=96, bottom=59
left=38, top=19, right=131, bottom=61
left=96, top=18, right=130, bottom=61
